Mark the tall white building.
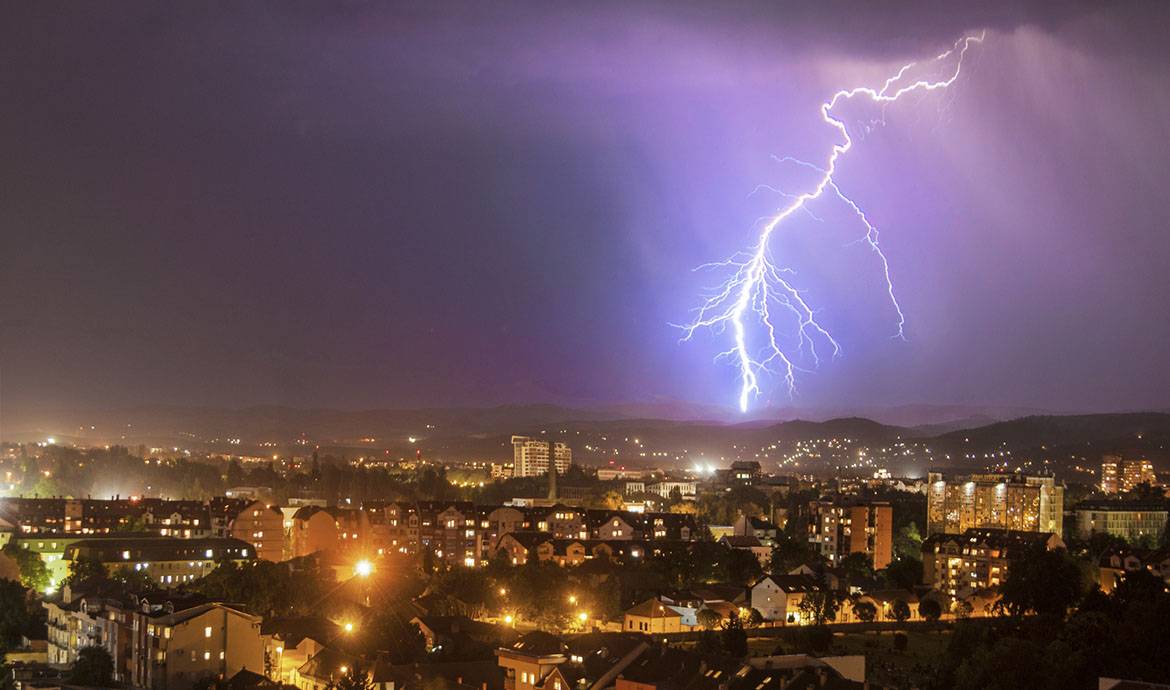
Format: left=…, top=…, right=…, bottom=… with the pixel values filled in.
left=511, top=435, right=571, bottom=477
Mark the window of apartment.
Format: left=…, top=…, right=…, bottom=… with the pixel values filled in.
left=204, top=626, right=212, bottom=638
left=204, top=651, right=211, bottom=661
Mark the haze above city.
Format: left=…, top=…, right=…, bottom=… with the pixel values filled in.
left=3, top=1, right=1170, bottom=418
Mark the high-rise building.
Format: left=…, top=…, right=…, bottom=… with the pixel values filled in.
left=1102, top=457, right=1121, bottom=494
left=511, top=436, right=571, bottom=478
left=926, top=471, right=1064, bottom=539
left=1101, top=456, right=1158, bottom=494
left=807, top=498, right=894, bottom=570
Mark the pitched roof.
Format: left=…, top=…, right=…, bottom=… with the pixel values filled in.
left=505, top=631, right=566, bottom=657
left=625, top=598, right=682, bottom=619
left=720, top=535, right=764, bottom=548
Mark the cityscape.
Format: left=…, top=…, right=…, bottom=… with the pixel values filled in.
left=3, top=3, right=1170, bottom=690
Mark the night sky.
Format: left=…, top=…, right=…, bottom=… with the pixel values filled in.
left=2, top=1, right=1169, bottom=416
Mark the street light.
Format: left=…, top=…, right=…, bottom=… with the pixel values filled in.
left=354, top=559, right=374, bottom=578
left=568, top=595, right=577, bottom=605
left=504, top=614, right=514, bottom=625
left=343, top=622, right=354, bottom=633
left=577, top=612, right=588, bottom=623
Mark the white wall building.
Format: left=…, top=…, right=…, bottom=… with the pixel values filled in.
left=511, top=436, right=571, bottom=478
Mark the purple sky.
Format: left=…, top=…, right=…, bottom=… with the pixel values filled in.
left=2, top=1, right=1169, bottom=416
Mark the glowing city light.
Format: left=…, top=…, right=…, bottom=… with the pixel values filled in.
left=681, top=33, right=984, bottom=411
left=354, top=559, right=373, bottom=578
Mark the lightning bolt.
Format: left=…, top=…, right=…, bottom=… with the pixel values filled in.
left=679, top=33, right=984, bottom=412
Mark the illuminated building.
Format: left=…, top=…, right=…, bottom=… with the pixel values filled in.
left=1123, top=459, right=1158, bottom=491
left=62, top=537, right=254, bottom=586
left=511, top=436, right=571, bottom=478
left=228, top=500, right=284, bottom=561
left=1101, top=458, right=1120, bottom=494
left=1074, top=499, right=1168, bottom=543
left=623, top=597, right=683, bottom=633
left=921, top=528, right=1065, bottom=596
left=749, top=574, right=820, bottom=623
left=926, top=471, right=1063, bottom=538
left=808, top=498, right=893, bottom=569
left=1102, top=456, right=1159, bottom=494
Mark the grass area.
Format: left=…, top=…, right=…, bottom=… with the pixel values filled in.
left=746, top=629, right=951, bottom=689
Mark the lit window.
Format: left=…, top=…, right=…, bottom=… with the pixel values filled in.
left=205, top=626, right=212, bottom=638
left=204, top=651, right=211, bottom=660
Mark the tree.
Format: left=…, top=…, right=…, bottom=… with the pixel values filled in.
left=882, top=557, right=922, bottom=590
left=0, top=579, right=33, bottom=651
left=70, top=646, right=115, bottom=687
left=601, top=491, right=624, bottom=511
left=798, top=590, right=841, bottom=625
left=335, top=660, right=372, bottom=690
left=111, top=566, right=156, bottom=592
left=696, top=608, right=722, bottom=630
left=998, top=544, right=1083, bottom=618
left=64, top=556, right=108, bottom=588
left=952, top=600, right=973, bottom=620
left=746, top=608, right=764, bottom=629
left=720, top=612, right=748, bottom=658
left=891, top=599, right=911, bottom=623
left=838, top=552, right=874, bottom=584
left=893, top=522, right=923, bottom=562
left=851, top=600, right=877, bottom=623
left=0, top=544, right=50, bottom=592
left=919, top=598, right=942, bottom=622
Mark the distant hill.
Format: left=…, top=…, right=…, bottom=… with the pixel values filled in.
left=934, top=412, right=1170, bottom=449
left=5, top=404, right=1168, bottom=476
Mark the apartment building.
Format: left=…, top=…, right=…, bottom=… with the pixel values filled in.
left=44, top=586, right=262, bottom=690
left=1101, top=456, right=1159, bottom=494
left=511, top=436, right=571, bottom=478
left=229, top=500, right=285, bottom=561
left=63, top=537, right=254, bottom=586
left=926, top=471, right=1064, bottom=538
left=807, top=498, right=893, bottom=570
left=1074, top=499, right=1168, bottom=543
left=921, top=528, right=1065, bottom=596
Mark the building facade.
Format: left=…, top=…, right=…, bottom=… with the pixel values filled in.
left=229, top=501, right=285, bottom=562
left=926, top=471, right=1064, bottom=538
left=808, top=498, right=893, bottom=570
left=1101, top=456, right=1159, bottom=494
left=511, top=436, right=571, bottom=478
left=921, top=528, right=1065, bottom=596
left=1074, top=500, right=1168, bottom=543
